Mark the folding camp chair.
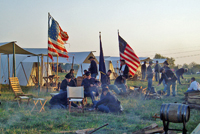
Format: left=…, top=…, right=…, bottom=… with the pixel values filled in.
left=67, top=86, right=84, bottom=113
left=9, top=77, right=33, bottom=107
left=31, top=98, right=47, bottom=113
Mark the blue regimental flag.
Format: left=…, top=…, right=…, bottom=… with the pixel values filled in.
left=99, top=33, right=106, bottom=85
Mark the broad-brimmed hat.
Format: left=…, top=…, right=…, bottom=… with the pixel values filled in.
left=88, top=56, right=94, bottom=60
left=164, top=61, right=169, bottom=65
left=85, top=71, right=91, bottom=76
left=65, top=73, right=72, bottom=79
left=102, top=87, right=109, bottom=92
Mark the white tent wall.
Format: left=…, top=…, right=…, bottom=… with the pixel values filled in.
left=1, top=54, right=28, bottom=85
left=0, top=54, right=53, bottom=86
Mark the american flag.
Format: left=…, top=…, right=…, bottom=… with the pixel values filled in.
left=48, top=14, right=69, bottom=60
left=118, top=35, right=140, bottom=76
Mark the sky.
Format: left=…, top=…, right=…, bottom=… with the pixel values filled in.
left=0, top=0, right=200, bottom=65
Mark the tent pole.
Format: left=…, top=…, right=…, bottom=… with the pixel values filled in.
left=40, top=54, right=43, bottom=90
left=7, top=54, right=10, bottom=90
left=56, top=55, right=58, bottom=87
left=20, top=62, right=29, bottom=85
left=13, top=42, right=16, bottom=77
left=37, top=55, right=40, bottom=95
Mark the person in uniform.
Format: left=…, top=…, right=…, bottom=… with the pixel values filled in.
left=154, top=60, right=161, bottom=82
left=147, top=61, right=154, bottom=91
left=141, top=61, right=147, bottom=80
left=94, top=87, right=123, bottom=113
left=88, top=56, right=98, bottom=78
left=176, top=68, right=188, bottom=85
left=81, top=71, right=100, bottom=104
left=157, top=68, right=177, bottom=96
left=114, top=59, right=129, bottom=93
left=67, top=69, right=77, bottom=84
left=49, top=91, right=78, bottom=109
left=59, top=73, right=76, bottom=93
left=106, top=70, right=121, bottom=94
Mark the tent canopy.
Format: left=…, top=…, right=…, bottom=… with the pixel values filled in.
left=0, top=42, right=37, bottom=55
left=24, top=48, right=99, bottom=64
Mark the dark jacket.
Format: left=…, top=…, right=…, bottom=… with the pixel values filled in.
left=89, top=60, right=98, bottom=74
left=114, top=76, right=124, bottom=85
left=159, top=70, right=177, bottom=84
left=95, top=92, right=122, bottom=113
left=119, top=64, right=129, bottom=79
left=60, top=79, right=76, bottom=91
left=154, top=64, right=161, bottom=72
left=49, top=91, right=77, bottom=107
left=141, top=64, right=146, bottom=72
left=163, top=66, right=170, bottom=71
left=106, top=74, right=110, bottom=85
left=147, top=65, right=153, bottom=78
left=81, top=78, right=99, bottom=92
left=176, top=68, right=185, bottom=78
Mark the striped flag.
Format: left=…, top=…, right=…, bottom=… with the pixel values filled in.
left=48, top=14, right=69, bottom=60
left=118, top=35, right=140, bottom=76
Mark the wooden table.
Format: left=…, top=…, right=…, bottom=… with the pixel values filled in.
left=43, top=75, right=60, bottom=87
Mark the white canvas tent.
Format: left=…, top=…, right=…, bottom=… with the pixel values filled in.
left=0, top=42, right=38, bottom=86
left=20, top=56, right=75, bottom=86
left=24, top=48, right=99, bottom=78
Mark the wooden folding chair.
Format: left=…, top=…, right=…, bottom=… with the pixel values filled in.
left=9, top=77, right=33, bottom=107
left=67, top=86, right=84, bottom=113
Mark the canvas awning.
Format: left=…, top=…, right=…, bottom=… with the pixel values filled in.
left=0, top=42, right=37, bottom=55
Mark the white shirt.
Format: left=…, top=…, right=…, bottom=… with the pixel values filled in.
left=120, top=65, right=126, bottom=75
left=188, top=81, right=200, bottom=91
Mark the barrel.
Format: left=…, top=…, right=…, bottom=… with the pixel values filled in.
left=160, top=103, right=190, bottom=123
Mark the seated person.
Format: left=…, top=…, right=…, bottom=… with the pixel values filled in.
left=81, top=71, right=100, bottom=104
left=49, top=91, right=78, bottom=109
left=106, top=70, right=121, bottom=94
left=67, top=69, right=77, bottom=84
left=186, top=77, right=200, bottom=93
left=94, top=87, right=123, bottom=113
left=59, top=73, right=76, bottom=93
left=82, top=69, right=87, bottom=79
left=114, top=76, right=127, bottom=94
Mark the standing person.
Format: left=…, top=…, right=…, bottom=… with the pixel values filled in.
left=119, top=59, right=129, bottom=83
left=158, top=68, right=177, bottom=96
left=154, top=60, right=161, bottom=82
left=147, top=61, right=154, bottom=91
left=163, top=61, right=170, bottom=71
left=162, top=61, right=170, bottom=92
left=141, top=61, right=147, bottom=80
left=59, top=73, right=76, bottom=93
left=88, top=56, right=98, bottom=78
left=176, top=68, right=188, bottom=85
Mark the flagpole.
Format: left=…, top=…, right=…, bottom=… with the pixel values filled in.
left=99, top=31, right=101, bottom=81
left=47, top=13, right=51, bottom=92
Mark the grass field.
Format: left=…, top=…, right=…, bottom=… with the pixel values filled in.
left=0, top=74, right=200, bottom=134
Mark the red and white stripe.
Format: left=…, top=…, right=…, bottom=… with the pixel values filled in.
left=48, top=24, right=69, bottom=60
left=120, top=44, right=140, bottom=76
